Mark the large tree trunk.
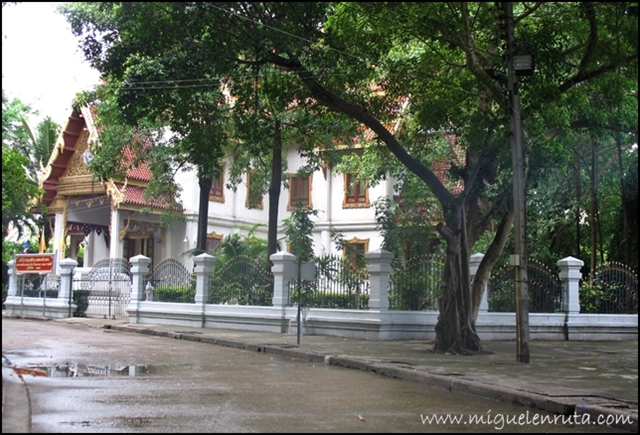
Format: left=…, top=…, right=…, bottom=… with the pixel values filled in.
left=471, top=199, right=515, bottom=321
left=197, top=176, right=213, bottom=252
left=434, top=204, right=483, bottom=354
left=267, top=119, right=283, bottom=266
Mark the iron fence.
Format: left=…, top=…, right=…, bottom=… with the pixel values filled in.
left=289, top=254, right=370, bottom=309
left=487, top=259, right=563, bottom=313
left=147, top=258, right=195, bottom=303
left=209, top=256, right=273, bottom=306
left=389, top=252, right=444, bottom=311
left=73, top=258, right=131, bottom=318
left=581, top=262, right=638, bottom=314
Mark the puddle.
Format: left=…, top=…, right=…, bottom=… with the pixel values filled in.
left=10, top=362, right=189, bottom=378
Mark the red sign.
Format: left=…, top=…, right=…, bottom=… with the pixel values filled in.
left=14, top=254, right=54, bottom=274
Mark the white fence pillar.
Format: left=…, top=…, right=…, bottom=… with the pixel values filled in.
left=366, top=249, right=394, bottom=311
left=7, top=260, right=18, bottom=297
left=58, top=258, right=78, bottom=302
left=130, top=255, right=152, bottom=303
left=557, top=256, right=583, bottom=314
left=271, top=252, right=296, bottom=307
left=469, top=253, right=489, bottom=313
left=194, top=253, right=216, bottom=304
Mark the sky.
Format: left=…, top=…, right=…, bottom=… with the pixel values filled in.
left=2, top=2, right=101, bottom=127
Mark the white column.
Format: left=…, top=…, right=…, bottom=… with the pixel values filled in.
left=558, top=256, right=583, bottom=314
left=194, top=253, right=216, bottom=304
left=7, top=260, right=18, bottom=297
left=129, top=255, right=152, bottom=303
left=325, top=163, right=332, bottom=223
left=366, top=249, right=394, bottom=311
left=271, top=252, right=297, bottom=307
left=110, top=209, right=122, bottom=259
left=53, top=212, right=66, bottom=269
left=469, top=253, right=488, bottom=313
left=58, top=258, right=78, bottom=302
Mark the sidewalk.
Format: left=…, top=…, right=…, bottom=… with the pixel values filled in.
left=3, top=313, right=638, bottom=432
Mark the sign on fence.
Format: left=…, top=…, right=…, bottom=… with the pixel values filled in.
left=14, top=254, right=54, bottom=274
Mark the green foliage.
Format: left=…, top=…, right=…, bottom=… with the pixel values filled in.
left=76, top=83, right=186, bottom=224
left=290, top=279, right=370, bottom=310
left=389, top=253, right=444, bottom=311
left=578, top=281, right=609, bottom=314
left=209, top=254, right=274, bottom=306
left=606, top=155, right=638, bottom=272
left=73, top=290, right=90, bottom=317
left=374, top=196, right=441, bottom=263
left=2, top=89, right=33, bottom=150
left=213, top=226, right=270, bottom=265
left=61, top=3, right=638, bottom=348
left=283, top=208, right=318, bottom=262
left=154, top=286, right=196, bottom=304
left=2, top=146, right=43, bottom=236
left=488, top=287, right=517, bottom=313
left=16, top=116, right=60, bottom=183
left=209, top=282, right=272, bottom=306
left=2, top=90, right=44, bottom=238
left=290, top=255, right=370, bottom=309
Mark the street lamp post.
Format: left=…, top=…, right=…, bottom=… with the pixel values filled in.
left=503, top=1, right=530, bottom=364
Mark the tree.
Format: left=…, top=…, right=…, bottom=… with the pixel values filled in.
left=63, top=2, right=638, bottom=354
left=1, top=147, right=42, bottom=240
left=15, top=116, right=59, bottom=183
left=63, top=2, right=232, bottom=247
left=607, top=154, right=638, bottom=272
left=2, top=90, right=44, bottom=237
left=283, top=206, right=318, bottom=344
left=62, top=3, right=358, bottom=266
left=2, top=86, right=51, bottom=298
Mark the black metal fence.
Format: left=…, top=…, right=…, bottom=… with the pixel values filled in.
left=147, top=258, right=195, bottom=303
left=289, top=254, right=370, bottom=309
left=581, top=262, right=638, bottom=314
left=389, top=253, right=444, bottom=311
left=487, top=259, right=563, bottom=313
left=73, top=258, right=132, bottom=318
left=209, top=256, right=273, bottom=306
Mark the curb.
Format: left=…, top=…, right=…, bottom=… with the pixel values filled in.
left=2, top=356, right=33, bottom=434
left=108, top=324, right=637, bottom=432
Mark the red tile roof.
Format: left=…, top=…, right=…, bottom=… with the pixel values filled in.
left=116, top=183, right=182, bottom=211
left=122, top=143, right=152, bottom=181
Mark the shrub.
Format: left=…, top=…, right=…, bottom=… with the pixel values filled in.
left=154, top=285, right=196, bottom=303
left=73, top=290, right=90, bottom=317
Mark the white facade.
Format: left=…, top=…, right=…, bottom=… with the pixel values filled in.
left=38, top=107, right=395, bottom=270
left=177, top=144, right=395, bottom=268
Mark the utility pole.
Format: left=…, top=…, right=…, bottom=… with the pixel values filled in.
left=503, top=1, right=530, bottom=363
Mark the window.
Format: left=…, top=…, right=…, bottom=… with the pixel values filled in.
left=245, top=171, right=264, bottom=209
left=209, top=165, right=225, bottom=202
left=343, top=237, right=369, bottom=274
left=123, top=234, right=154, bottom=269
left=288, top=174, right=312, bottom=209
left=206, top=232, right=223, bottom=254
left=343, top=173, right=369, bottom=208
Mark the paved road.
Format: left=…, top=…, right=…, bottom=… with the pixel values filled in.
left=2, top=317, right=633, bottom=433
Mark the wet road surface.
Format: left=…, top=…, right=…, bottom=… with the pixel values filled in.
left=2, top=318, right=630, bottom=433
